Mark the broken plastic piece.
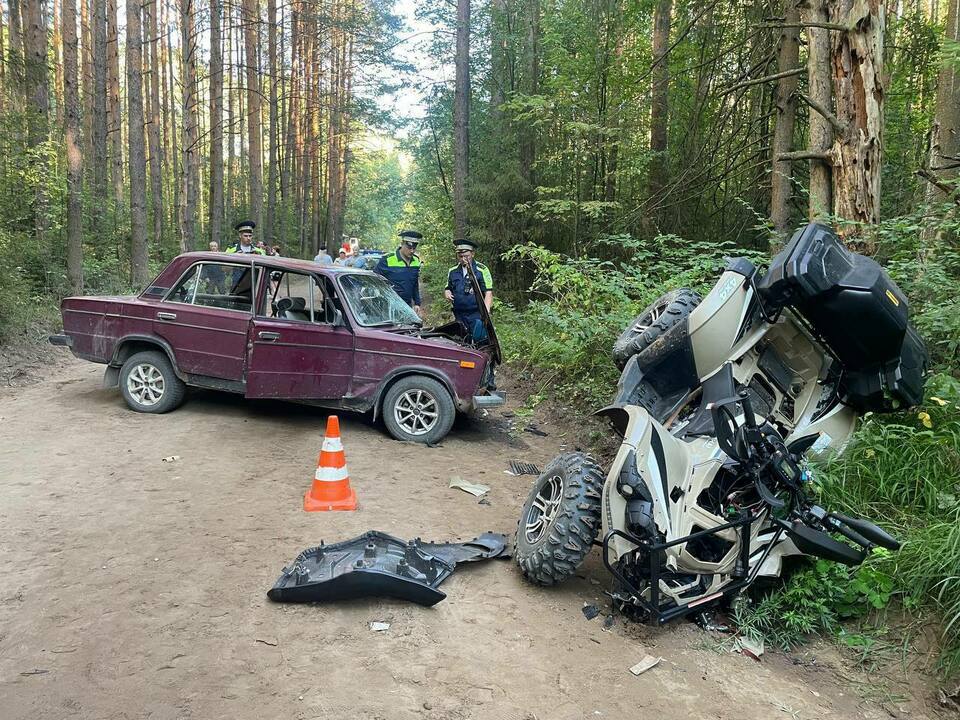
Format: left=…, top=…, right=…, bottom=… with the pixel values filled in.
left=449, top=477, right=490, bottom=497
left=509, top=460, right=541, bottom=476
left=267, top=531, right=510, bottom=607
left=629, top=655, right=661, bottom=675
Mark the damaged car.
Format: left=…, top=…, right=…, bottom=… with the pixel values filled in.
left=49, top=253, right=504, bottom=443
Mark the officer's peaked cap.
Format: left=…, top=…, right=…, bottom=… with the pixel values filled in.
left=234, top=219, right=256, bottom=232
left=399, top=229, right=423, bottom=241
left=454, top=238, right=478, bottom=251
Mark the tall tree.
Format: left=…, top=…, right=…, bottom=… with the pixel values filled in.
left=209, top=0, right=224, bottom=247
left=179, top=0, right=200, bottom=249
left=63, top=0, right=84, bottom=291
left=648, top=0, right=672, bottom=200
left=770, top=1, right=801, bottom=238
left=802, top=0, right=833, bottom=220
left=453, top=0, right=471, bottom=238
left=519, top=0, right=538, bottom=185
left=829, top=0, right=885, bottom=231
left=23, top=0, right=50, bottom=240
left=127, top=0, right=149, bottom=283
left=107, top=0, right=123, bottom=208
left=146, top=0, right=164, bottom=247
left=926, top=0, right=960, bottom=200
left=266, top=0, right=278, bottom=242
left=92, top=0, right=108, bottom=217
left=7, top=0, right=24, bottom=100
left=243, top=0, right=263, bottom=229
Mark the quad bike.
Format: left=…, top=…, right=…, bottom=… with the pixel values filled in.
left=514, top=223, right=928, bottom=623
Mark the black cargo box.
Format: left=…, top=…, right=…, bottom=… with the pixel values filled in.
left=756, top=223, right=927, bottom=412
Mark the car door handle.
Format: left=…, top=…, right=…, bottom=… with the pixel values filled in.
left=258, top=331, right=281, bottom=341
left=157, top=312, right=177, bottom=320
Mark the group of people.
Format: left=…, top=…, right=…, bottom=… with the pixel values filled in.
left=209, top=220, right=495, bottom=343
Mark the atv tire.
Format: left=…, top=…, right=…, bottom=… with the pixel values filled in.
left=612, top=288, right=701, bottom=369
left=515, top=452, right=604, bottom=586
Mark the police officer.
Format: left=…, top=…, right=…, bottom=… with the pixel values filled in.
left=375, top=230, right=423, bottom=315
left=444, top=238, right=493, bottom=342
left=225, top=220, right=266, bottom=255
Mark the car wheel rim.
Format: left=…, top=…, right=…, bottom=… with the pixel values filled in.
left=127, top=363, right=165, bottom=407
left=394, top=388, right=439, bottom=436
left=524, top=474, right=564, bottom=545
left=632, top=302, right=667, bottom=334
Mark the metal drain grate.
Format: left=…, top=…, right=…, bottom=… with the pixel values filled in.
left=509, top=460, right=541, bottom=476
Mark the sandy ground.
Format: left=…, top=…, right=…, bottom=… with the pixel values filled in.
left=0, top=353, right=944, bottom=719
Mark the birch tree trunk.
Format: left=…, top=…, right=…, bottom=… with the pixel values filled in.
left=804, top=0, right=833, bottom=220
left=63, top=0, right=84, bottom=290
left=453, top=0, right=471, bottom=238
left=127, top=0, right=149, bottom=284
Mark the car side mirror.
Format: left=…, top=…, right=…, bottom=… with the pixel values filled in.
left=331, top=308, right=344, bottom=327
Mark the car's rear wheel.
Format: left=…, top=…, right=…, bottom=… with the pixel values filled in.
left=119, top=350, right=186, bottom=414
left=382, top=375, right=455, bottom=444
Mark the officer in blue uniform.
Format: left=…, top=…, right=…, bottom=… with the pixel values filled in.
left=375, top=230, right=423, bottom=315
left=444, top=238, right=493, bottom=342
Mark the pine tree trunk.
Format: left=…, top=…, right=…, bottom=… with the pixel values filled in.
left=209, top=0, right=224, bottom=247
left=146, top=0, right=164, bottom=247
left=127, top=0, right=148, bottom=284
left=179, top=0, right=199, bottom=250
left=81, top=0, right=92, bottom=169
left=8, top=0, right=24, bottom=99
left=266, top=0, right=278, bottom=243
left=829, top=0, right=884, bottom=233
left=243, top=0, right=263, bottom=230
left=927, top=0, right=960, bottom=200
left=107, top=0, right=123, bottom=211
left=63, top=0, right=84, bottom=291
left=23, top=0, right=50, bottom=241
left=648, top=0, right=671, bottom=200
left=519, top=0, right=538, bottom=185
left=770, top=0, right=800, bottom=238
left=804, top=0, right=833, bottom=220
left=453, top=0, right=471, bottom=238
left=92, top=0, right=108, bottom=220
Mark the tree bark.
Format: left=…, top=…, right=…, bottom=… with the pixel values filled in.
left=648, top=0, right=672, bottom=200
left=243, top=0, right=263, bottom=230
left=804, top=0, right=833, bottom=220
left=209, top=0, right=224, bottom=247
left=81, top=0, right=92, bottom=167
left=770, top=0, right=801, bottom=238
left=927, top=0, right=960, bottom=200
left=63, top=0, right=84, bottom=291
left=519, top=0, right=538, bottom=185
left=92, top=0, right=108, bottom=218
left=127, top=0, right=148, bottom=284
left=266, top=0, right=278, bottom=243
left=23, top=0, right=50, bottom=241
left=453, top=0, right=471, bottom=238
left=146, top=0, right=164, bottom=247
left=179, top=0, right=199, bottom=250
left=107, top=0, right=123, bottom=210
left=8, top=0, right=24, bottom=98
left=829, top=0, right=884, bottom=231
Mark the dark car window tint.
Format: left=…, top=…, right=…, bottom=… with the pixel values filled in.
left=266, top=271, right=330, bottom=323
left=167, top=263, right=254, bottom=312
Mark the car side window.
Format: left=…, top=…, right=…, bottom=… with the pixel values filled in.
left=166, top=262, right=255, bottom=312
left=266, top=272, right=331, bottom=323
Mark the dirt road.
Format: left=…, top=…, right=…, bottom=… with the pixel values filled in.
left=0, top=354, right=937, bottom=719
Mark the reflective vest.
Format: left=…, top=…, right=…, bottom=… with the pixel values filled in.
left=375, top=248, right=422, bottom=305
left=446, top=261, right=493, bottom=320
left=225, top=243, right=266, bottom=255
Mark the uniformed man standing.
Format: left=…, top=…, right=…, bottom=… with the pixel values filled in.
left=225, top=220, right=266, bottom=254
left=375, top=230, right=423, bottom=316
left=444, top=238, right=493, bottom=342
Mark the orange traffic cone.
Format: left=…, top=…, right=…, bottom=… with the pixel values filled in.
left=304, top=415, right=358, bottom=512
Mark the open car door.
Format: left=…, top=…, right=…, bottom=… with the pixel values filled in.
left=464, top=263, right=502, bottom=365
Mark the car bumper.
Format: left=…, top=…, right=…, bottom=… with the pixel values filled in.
left=49, top=334, right=73, bottom=347
left=472, top=390, right=506, bottom=410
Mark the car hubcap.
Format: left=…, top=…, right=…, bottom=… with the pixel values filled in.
left=394, top=389, right=439, bottom=436
left=632, top=302, right=666, bottom=334
left=524, top=474, right=564, bottom=545
left=127, top=363, right=165, bottom=407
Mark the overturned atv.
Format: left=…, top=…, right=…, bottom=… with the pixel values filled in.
left=515, top=223, right=926, bottom=623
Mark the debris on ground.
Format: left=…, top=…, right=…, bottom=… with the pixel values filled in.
left=267, top=530, right=510, bottom=607
left=603, top=615, right=615, bottom=631
left=734, top=636, right=764, bottom=661
left=694, top=611, right=730, bottom=633
left=449, top=477, right=490, bottom=497
left=478, top=497, right=491, bottom=506
left=161, top=455, right=180, bottom=463
left=523, top=425, right=549, bottom=437
left=254, top=638, right=278, bottom=646
left=628, top=655, right=661, bottom=676
left=581, top=604, right=601, bottom=620
left=369, top=621, right=390, bottom=632
left=938, top=683, right=960, bottom=711
left=509, top=460, right=541, bottom=476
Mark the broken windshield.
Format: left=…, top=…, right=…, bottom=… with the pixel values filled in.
left=338, top=273, right=422, bottom=328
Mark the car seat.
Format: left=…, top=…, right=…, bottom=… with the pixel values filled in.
left=276, top=296, right=311, bottom=321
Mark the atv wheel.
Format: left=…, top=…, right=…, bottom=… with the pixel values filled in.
left=612, top=288, right=701, bottom=370
left=515, top=452, right=604, bottom=586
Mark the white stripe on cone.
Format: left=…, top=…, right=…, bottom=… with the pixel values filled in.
left=321, top=437, right=343, bottom=452
left=315, top=465, right=349, bottom=482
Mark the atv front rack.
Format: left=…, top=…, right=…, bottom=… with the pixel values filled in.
left=601, top=513, right=784, bottom=624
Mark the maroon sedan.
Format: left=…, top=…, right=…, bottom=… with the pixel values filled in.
left=49, top=252, right=504, bottom=443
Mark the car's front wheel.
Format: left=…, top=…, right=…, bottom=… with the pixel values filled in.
left=381, top=375, right=455, bottom=444
left=119, top=350, right=186, bottom=414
